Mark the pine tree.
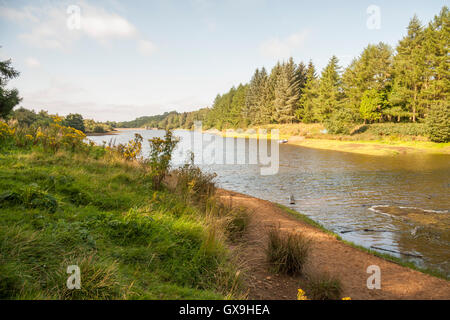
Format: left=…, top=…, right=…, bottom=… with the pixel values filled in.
left=230, top=84, right=247, bottom=127
left=421, top=7, right=449, bottom=118
left=272, top=58, right=301, bottom=123
left=297, top=60, right=319, bottom=123
left=342, top=42, right=393, bottom=120
left=390, top=15, right=426, bottom=122
left=316, top=56, right=342, bottom=122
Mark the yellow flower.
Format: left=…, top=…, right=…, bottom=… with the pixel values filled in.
left=342, top=297, right=351, bottom=300
left=297, top=289, right=308, bottom=300
left=52, top=115, right=63, bottom=123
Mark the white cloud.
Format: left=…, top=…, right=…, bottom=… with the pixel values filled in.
left=1, top=2, right=155, bottom=55
left=81, top=6, right=137, bottom=39
left=260, top=30, right=309, bottom=59
left=0, top=6, right=39, bottom=23
left=25, top=57, right=40, bottom=68
left=137, top=40, right=157, bottom=56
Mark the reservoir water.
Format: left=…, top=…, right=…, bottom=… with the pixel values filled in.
left=89, top=129, right=450, bottom=276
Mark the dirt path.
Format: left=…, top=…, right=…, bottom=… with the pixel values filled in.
left=217, top=189, right=450, bottom=300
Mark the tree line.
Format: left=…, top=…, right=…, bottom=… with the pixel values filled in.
left=120, top=7, right=448, bottom=142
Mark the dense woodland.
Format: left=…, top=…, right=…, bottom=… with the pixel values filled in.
left=119, top=7, right=449, bottom=142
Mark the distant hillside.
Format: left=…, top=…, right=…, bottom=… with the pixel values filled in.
left=116, top=108, right=210, bottom=130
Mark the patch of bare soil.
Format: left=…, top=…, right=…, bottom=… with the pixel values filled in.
left=217, top=189, right=450, bottom=300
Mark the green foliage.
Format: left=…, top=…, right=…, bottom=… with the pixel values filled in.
left=0, top=144, right=241, bottom=299
left=147, top=130, right=179, bottom=189
left=359, top=89, right=388, bottom=123
left=426, top=102, right=450, bottom=142
left=324, top=108, right=356, bottom=135
left=0, top=58, right=21, bottom=119
left=116, top=133, right=143, bottom=160
left=63, top=113, right=86, bottom=133
left=315, top=56, right=343, bottom=122
left=367, top=123, right=427, bottom=137
left=172, top=152, right=216, bottom=205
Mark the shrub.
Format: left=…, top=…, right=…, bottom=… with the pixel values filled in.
left=324, top=108, right=356, bottom=135
left=116, top=133, right=143, bottom=161
left=0, top=121, right=15, bottom=148
left=367, top=123, right=427, bottom=137
left=146, top=130, right=178, bottom=190
left=266, top=227, right=310, bottom=276
left=52, top=255, right=120, bottom=300
left=305, top=273, right=343, bottom=300
left=172, top=152, right=216, bottom=205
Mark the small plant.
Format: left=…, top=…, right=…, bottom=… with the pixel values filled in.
left=224, top=207, right=250, bottom=241
left=116, top=133, right=143, bottom=160
left=266, top=226, right=310, bottom=276
left=146, top=130, right=178, bottom=190
left=0, top=184, right=58, bottom=213
left=53, top=255, right=120, bottom=300
left=172, top=152, right=216, bottom=204
left=305, top=272, right=343, bottom=300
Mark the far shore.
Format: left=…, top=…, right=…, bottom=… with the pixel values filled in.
left=109, top=126, right=450, bottom=156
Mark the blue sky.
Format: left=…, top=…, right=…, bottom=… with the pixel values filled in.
left=0, top=0, right=447, bottom=121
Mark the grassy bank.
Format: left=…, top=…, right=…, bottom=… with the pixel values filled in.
left=208, top=123, right=450, bottom=156
left=276, top=204, right=449, bottom=280
left=0, top=140, right=243, bottom=299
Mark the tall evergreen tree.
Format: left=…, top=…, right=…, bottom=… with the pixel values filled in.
left=342, top=42, right=393, bottom=120
left=297, top=60, right=319, bottom=122
left=390, top=15, right=426, bottom=122
left=316, top=56, right=342, bottom=122
left=272, top=58, right=301, bottom=123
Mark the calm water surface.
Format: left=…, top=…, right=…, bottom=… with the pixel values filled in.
left=89, top=129, right=450, bottom=275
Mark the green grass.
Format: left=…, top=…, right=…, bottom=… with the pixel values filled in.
left=266, top=226, right=310, bottom=276
left=305, top=273, right=343, bottom=300
left=0, top=147, right=241, bottom=299
left=276, top=203, right=449, bottom=281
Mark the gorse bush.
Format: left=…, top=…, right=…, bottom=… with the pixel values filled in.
left=146, top=130, right=178, bottom=190
left=116, top=133, right=143, bottom=160
left=0, top=117, right=88, bottom=153
left=266, top=226, right=310, bottom=276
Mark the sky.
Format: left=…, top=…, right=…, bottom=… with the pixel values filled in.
left=0, top=0, right=447, bottom=122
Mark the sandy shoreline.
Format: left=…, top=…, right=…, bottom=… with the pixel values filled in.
left=217, top=188, right=450, bottom=299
